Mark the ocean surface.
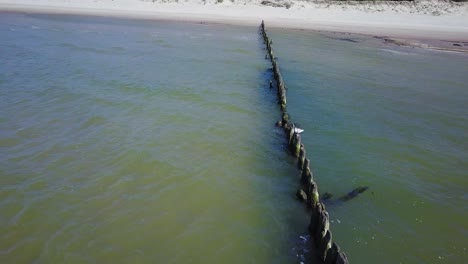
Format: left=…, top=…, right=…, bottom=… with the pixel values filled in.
left=269, top=29, right=468, bottom=263
left=0, top=12, right=467, bottom=264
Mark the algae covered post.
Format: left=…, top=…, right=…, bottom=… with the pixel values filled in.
left=259, top=20, right=349, bottom=264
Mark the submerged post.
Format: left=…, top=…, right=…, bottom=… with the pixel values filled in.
left=259, top=21, right=349, bottom=264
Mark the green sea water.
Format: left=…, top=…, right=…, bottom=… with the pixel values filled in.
left=0, top=12, right=467, bottom=264
left=268, top=29, right=468, bottom=263
left=0, top=13, right=309, bottom=263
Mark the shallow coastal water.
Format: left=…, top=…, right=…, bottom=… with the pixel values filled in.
left=268, top=29, right=468, bottom=263
left=0, top=13, right=309, bottom=263
left=1, top=13, right=467, bottom=264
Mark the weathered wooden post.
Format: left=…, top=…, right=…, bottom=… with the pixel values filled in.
left=259, top=21, right=348, bottom=264
left=309, top=202, right=324, bottom=233
left=315, top=208, right=330, bottom=246
left=298, top=144, right=305, bottom=169
left=325, top=243, right=340, bottom=264
left=293, top=133, right=301, bottom=157
left=301, top=158, right=312, bottom=184
left=319, top=230, right=332, bottom=262
left=308, top=180, right=319, bottom=208
left=282, top=112, right=289, bottom=128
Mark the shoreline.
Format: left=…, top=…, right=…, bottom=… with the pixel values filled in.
left=1, top=0, right=468, bottom=51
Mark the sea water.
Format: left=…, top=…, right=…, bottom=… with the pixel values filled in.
left=269, top=28, right=468, bottom=263
left=0, top=13, right=308, bottom=263
left=1, top=12, right=467, bottom=264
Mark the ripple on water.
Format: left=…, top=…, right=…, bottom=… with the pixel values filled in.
left=0, top=14, right=314, bottom=263
left=79, top=116, right=107, bottom=130
left=59, top=43, right=126, bottom=55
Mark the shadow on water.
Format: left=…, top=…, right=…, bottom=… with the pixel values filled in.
left=257, top=53, right=320, bottom=264
left=322, top=186, right=371, bottom=208
left=257, top=25, right=382, bottom=264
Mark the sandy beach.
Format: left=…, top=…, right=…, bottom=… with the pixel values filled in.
left=1, top=0, right=468, bottom=50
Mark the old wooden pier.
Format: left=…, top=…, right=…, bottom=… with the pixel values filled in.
left=260, top=21, right=349, bottom=264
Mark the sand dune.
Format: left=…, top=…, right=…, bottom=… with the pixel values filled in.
left=1, top=0, right=468, bottom=42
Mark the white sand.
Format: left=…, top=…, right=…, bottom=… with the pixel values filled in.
left=1, top=0, right=468, bottom=40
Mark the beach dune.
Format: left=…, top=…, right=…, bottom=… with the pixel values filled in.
left=1, top=0, right=468, bottom=46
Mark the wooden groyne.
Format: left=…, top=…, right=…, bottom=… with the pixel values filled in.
left=260, top=21, right=349, bottom=264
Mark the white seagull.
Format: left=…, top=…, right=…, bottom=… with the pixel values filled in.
left=294, top=127, right=304, bottom=134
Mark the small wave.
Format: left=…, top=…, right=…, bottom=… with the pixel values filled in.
left=80, top=30, right=100, bottom=34
left=224, top=48, right=251, bottom=55
left=321, top=33, right=362, bottom=43
left=80, top=116, right=107, bottom=130
left=151, top=39, right=173, bottom=48
left=425, top=47, right=468, bottom=55
left=117, top=84, right=156, bottom=96
left=0, top=137, right=22, bottom=148
left=59, top=43, right=125, bottom=54
left=233, top=36, right=250, bottom=41
left=110, top=46, right=125, bottom=52
left=379, top=49, right=417, bottom=56
left=293, top=234, right=311, bottom=263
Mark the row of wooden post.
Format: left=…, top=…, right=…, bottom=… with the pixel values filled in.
left=260, top=20, right=349, bottom=264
